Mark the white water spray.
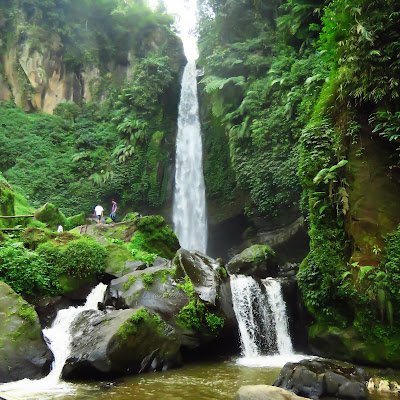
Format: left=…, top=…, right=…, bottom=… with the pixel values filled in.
left=0, top=283, right=107, bottom=398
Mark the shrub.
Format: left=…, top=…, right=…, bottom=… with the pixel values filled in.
left=0, top=241, right=60, bottom=295
left=61, top=237, right=107, bottom=278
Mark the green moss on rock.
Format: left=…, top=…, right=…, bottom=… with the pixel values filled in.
left=131, top=215, right=180, bottom=260
left=34, top=203, right=67, bottom=230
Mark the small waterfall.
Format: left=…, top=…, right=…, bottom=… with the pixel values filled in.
left=0, top=283, right=107, bottom=397
left=231, top=275, right=304, bottom=367
left=262, top=278, right=294, bottom=355
left=42, top=282, right=108, bottom=383
left=172, top=61, right=207, bottom=253
left=230, top=275, right=276, bottom=357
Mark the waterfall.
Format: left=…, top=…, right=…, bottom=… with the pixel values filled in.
left=231, top=275, right=304, bottom=367
left=262, top=278, right=294, bottom=355
left=42, top=282, right=108, bottom=383
left=0, top=283, right=107, bottom=397
left=172, top=62, right=207, bottom=253
left=231, top=275, right=276, bottom=357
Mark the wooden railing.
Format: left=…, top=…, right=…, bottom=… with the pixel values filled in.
left=0, top=215, right=34, bottom=219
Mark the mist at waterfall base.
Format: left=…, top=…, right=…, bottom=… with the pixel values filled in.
left=0, top=283, right=107, bottom=399
left=231, top=275, right=309, bottom=368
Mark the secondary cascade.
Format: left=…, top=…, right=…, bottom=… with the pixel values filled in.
left=230, top=275, right=294, bottom=357
left=0, top=283, right=107, bottom=397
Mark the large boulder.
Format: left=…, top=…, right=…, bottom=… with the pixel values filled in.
left=92, top=215, right=180, bottom=260
left=174, top=249, right=221, bottom=304
left=104, top=250, right=232, bottom=351
left=34, top=203, right=66, bottom=230
left=104, top=264, right=190, bottom=322
left=274, top=359, right=368, bottom=400
left=62, top=307, right=182, bottom=379
left=226, top=244, right=277, bottom=278
left=0, top=281, right=53, bottom=382
left=234, top=385, right=310, bottom=400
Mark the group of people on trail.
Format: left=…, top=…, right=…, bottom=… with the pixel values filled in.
left=93, top=200, right=117, bottom=224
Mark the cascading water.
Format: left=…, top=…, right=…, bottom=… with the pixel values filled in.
left=262, top=277, right=294, bottom=355
left=231, top=275, right=305, bottom=367
left=171, top=0, right=207, bottom=254
left=231, top=275, right=276, bottom=357
left=173, top=61, right=207, bottom=253
left=0, top=283, right=107, bottom=398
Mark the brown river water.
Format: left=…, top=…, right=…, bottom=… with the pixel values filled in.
left=2, top=358, right=400, bottom=400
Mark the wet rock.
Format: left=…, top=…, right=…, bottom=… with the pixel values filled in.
left=104, top=250, right=233, bottom=352
left=234, top=385, right=310, bottom=400
left=274, top=358, right=368, bottom=400
left=0, top=282, right=53, bottom=383
left=29, top=295, right=79, bottom=328
left=62, top=307, right=182, bottom=379
left=103, top=265, right=189, bottom=320
left=174, top=249, right=220, bottom=304
left=225, top=244, right=277, bottom=278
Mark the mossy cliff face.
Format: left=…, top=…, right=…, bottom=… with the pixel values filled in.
left=0, top=2, right=185, bottom=113
left=298, top=84, right=400, bottom=367
left=0, top=281, right=53, bottom=382
left=346, top=132, right=400, bottom=267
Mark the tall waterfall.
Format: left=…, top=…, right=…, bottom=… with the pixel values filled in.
left=173, top=61, right=207, bottom=253
left=0, top=283, right=107, bottom=398
left=231, top=275, right=303, bottom=367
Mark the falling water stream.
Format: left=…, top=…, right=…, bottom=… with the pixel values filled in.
left=0, top=283, right=107, bottom=398
left=230, top=275, right=306, bottom=367
left=172, top=61, right=207, bottom=253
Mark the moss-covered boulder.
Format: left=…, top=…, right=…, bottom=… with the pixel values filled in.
left=131, top=215, right=180, bottom=259
left=62, top=307, right=182, bottom=379
left=104, top=263, right=190, bottom=321
left=0, top=281, right=53, bottom=382
left=34, top=203, right=67, bottom=230
left=226, top=244, right=277, bottom=278
left=104, top=242, right=137, bottom=278
left=65, top=212, right=87, bottom=230
left=104, top=251, right=231, bottom=350
left=174, top=249, right=221, bottom=305
left=92, top=215, right=180, bottom=261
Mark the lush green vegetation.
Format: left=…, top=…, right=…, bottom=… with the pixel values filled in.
left=0, top=234, right=106, bottom=296
left=198, top=0, right=400, bottom=365
left=198, top=0, right=328, bottom=219
left=0, top=0, right=184, bottom=217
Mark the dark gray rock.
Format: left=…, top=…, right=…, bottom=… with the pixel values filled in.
left=274, top=358, right=368, bottom=400
left=225, top=245, right=277, bottom=278
left=0, top=282, right=53, bottom=383
left=104, top=265, right=190, bottom=322
left=124, top=260, right=147, bottom=272
left=62, top=308, right=182, bottom=379
left=174, top=249, right=220, bottom=304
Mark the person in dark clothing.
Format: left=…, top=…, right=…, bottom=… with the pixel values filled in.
left=110, top=200, right=117, bottom=222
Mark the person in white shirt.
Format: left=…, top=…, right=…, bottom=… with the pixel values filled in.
left=93, top=204, right=104, bottom=224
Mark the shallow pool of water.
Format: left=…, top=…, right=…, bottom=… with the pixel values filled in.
left=1, top=358, right=281, bottom=400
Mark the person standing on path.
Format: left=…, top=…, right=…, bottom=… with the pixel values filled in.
left=94, top=204, right=104, bottom=224
left=110, top=200, right=117, bottom=222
